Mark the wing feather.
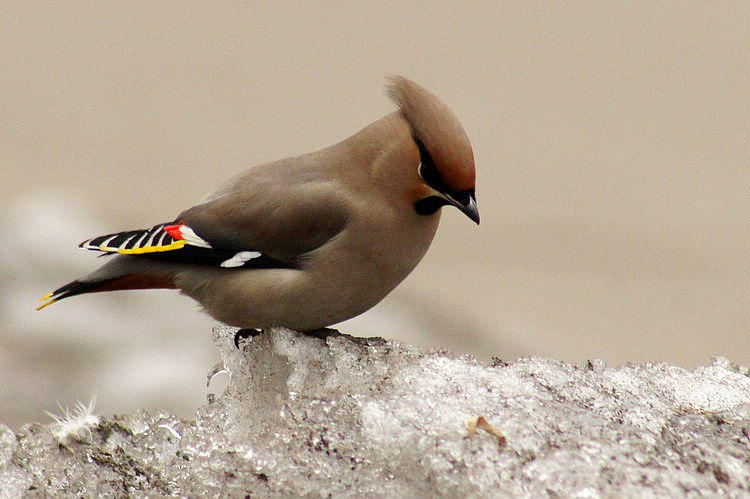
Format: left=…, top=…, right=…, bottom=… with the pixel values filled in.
left=178, top=178, right=350, bottom=264
left=78, top=221, right=295, bottom=270
left=78, top=165, right=351, bottom=270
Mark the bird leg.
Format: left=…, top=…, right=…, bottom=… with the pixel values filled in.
left=233, top=328, right=264, bottom=348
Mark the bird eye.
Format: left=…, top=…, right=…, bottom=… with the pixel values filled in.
left=413, top=136, right=475, bottom=215
left=415, top=138, right=449, bottom=193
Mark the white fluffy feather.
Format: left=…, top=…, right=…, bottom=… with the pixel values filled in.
left=47, top=397, right=100, bottom=443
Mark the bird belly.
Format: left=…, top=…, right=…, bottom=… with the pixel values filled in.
left=174, top=216, right=440, bottom=330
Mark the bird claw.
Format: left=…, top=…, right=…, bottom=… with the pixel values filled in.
left=233, top=328, right=264, bottom=348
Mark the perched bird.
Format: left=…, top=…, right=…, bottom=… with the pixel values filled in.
left=38, top=76, right=479, bottom=333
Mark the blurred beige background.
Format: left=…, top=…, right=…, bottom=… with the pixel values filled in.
left=2, top=2, right=748, bottom=428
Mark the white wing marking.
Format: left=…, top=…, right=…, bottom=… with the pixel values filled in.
left=220, top=251, right=262, bottom=268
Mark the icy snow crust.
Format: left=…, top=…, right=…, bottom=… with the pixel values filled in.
left=2, top=327, right=749, bottom=496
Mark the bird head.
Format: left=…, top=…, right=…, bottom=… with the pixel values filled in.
left=387, top=76, right=479, bottom=225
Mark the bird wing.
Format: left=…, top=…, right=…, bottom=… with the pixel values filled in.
left=78, top=179, right=350, bottom=269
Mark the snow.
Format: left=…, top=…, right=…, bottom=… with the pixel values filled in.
left=1, top=326, right=749, bottom=496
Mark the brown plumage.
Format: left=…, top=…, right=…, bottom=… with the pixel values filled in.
left=39, top=76, right=479, bottom=331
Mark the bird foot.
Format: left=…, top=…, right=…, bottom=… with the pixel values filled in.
left=234, top=328, right=264, bottom=348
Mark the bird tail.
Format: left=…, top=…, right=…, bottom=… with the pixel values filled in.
left=37, top=259, right=177, bottom=311
left=37, top=279, right=106, bottom=310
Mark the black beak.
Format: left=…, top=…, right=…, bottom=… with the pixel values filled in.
left=445, top=191, right=480, bottom=225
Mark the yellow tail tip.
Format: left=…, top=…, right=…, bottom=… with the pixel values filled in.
left=36, top=297, right=57, bottom=311
left=38, top=292, right=54, bottom=302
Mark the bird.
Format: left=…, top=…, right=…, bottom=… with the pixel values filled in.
left=38, top=76, right=479, bottom=335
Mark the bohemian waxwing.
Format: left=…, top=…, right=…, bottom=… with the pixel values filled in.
left=38, top=76, right=479, bottom=332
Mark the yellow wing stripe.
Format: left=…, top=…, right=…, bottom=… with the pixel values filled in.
left=96, top=239, right=187, bottom=254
